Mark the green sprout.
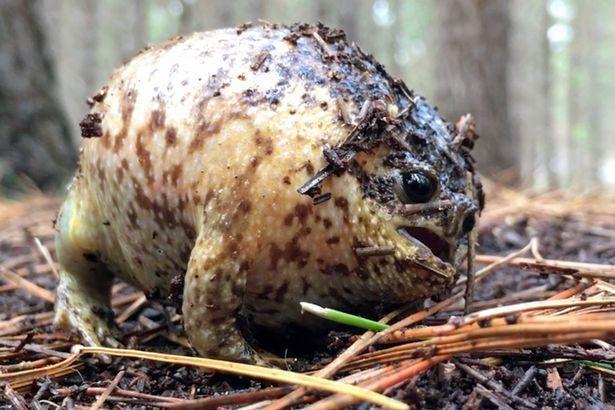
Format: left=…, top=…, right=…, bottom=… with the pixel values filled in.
left=575, top=360, right=615, bottom=371
left=300, top=302, right=390, bottom=332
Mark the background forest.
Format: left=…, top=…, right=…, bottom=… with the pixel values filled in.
left=1, top=0, right=613, bottom=195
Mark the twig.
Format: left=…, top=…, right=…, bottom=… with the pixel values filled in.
left=78, top=386, right=185, bottom=403
left=475, top=384, right=514, bottom=410
left=475, top=255, right=615, bottom=280
left=305, top=356, right=449, bottom=410
left=3, top=383, right=28, bottom=410
left=464, top=231, right=478, bottom=315
left=116, top=294, right=147, bottom=323
left=454, top=361, right=536, bottom=409
left=90, top=370, right=125, bottom=410
left=511, top=366, right=537, bottom=396
left=354, top=245, right=395, bottom=257
left=166, top=387, right=293, bottom=409
left=0, top=266, right=55, bottom=302
left=33, top=237, right=60, bottom=279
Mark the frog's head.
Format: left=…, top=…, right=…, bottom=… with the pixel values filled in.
left=304, top=97, right=484, bottom=303
left=357, top=98, right=483, bottom=300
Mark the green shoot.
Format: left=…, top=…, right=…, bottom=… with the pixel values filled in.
left=300, top=302, right=390, bottom=332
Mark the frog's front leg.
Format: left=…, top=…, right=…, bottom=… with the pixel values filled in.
left=182, top=231, right=266, bottom=364
left=53, top=192, right=119, bottom=348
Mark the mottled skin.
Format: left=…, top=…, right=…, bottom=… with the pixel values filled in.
left=54, top=23, right=482, bottom=364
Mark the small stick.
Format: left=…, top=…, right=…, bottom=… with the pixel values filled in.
left=474, top=255, right=615, bottom=280
left=91, top=370, right=125, bottom=410
left=312, top=32, right=333, bottom=58
left=475, top=384, right=514, bottom=410
left=166, top=387, right=293, bottom=409
left=116, top=294, right=147, bottom=323
left=464, top=231, right=477, bottom=315
left=12, top=332, right=33, bottom=352
left=312, top=193, right=332, bottom=205
left=455, top=361, right=536, bottom=409
left=34, top=237, right=60, bottom=279
left=0, top=266, right=55, bottom=303
left=80, top=386, right=185, bottom=403
left=402, top=200, right=453, bottom=215
left=511, top=366, right=537, bottom=396
left=4, top=383, right=28, bottom=410
left=354, top=245, right=395, bottom=257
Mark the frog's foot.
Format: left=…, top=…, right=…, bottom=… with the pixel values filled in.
left=54, top=270, right=120, bottom=349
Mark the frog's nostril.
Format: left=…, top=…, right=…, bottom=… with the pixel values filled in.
left=461, top=213, right=476, bottom=234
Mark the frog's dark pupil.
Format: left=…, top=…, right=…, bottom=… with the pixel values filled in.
left=401, top=172, right=435, bottom=203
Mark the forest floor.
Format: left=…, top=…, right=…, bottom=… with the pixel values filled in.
left=0, top=186, right=613, bottom=409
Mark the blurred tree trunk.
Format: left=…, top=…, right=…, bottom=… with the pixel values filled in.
left=569, top=0, right=600, bottom=189
left=434, top=0, right=515, bottom=179
left=0, top=0, right=76, bottom=194
left=509, top=0, right=551, bottom=190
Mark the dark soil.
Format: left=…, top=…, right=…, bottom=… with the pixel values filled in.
left=0, top=197, right=613, bottom=409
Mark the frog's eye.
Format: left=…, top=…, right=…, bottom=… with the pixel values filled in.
left=397, top=171, right=436, bottom=204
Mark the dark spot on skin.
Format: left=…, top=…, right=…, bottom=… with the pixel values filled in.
left=189, top=117, right=222, bottom=154
left=328, top=288, right=351, bottom=305
left=321, top=263, right=350, bottom=276
left=253, top=132, right=274, bottom=155
left=269, top=236, right=310, bottom=269
left=113, top=89, right=137, bottom=153
left=283, top=214, right=293, bottom=226
left=96, top=160, right=106, bottom=182
left=305, top=162, right=314, bottom=175
left=294, top=203, right=310, bottom=225
left=323, top=218, right=332, bottom=229
left=282, top=176, right=291, bottom=185
left=258, top=284, right=275, bottom=300
left=355, top=266, right=369, bottom=280
left=237, top=199, right=251, bottom=214
left=334, top=197, right=349, bottom=212
left=136, top=133, right=154, bottom=185
left=283, top=203, right=311, bottom=226
left=149, top=109, right=165, bottom=131
left=210, top=316, right=227, bottom=326
left=116, top=166, right=124, bottom=183
left=165, top=128, right=177, bottom=146
left=250, top=156, right=260, bottom=168
left=170, top=164, right=182, bottom=187
left=127, top=206, right=139, bottom=229
left=301, top=277, right=310, bottom=295
left=83, top=252, right=98, bottom=262
left=152, top=231, right=158, bottom=239
left=274, top=281, right=289, bottom=303
left=326, top=236, right=340, bottom=244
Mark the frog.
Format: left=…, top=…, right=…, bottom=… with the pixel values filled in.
left=53, top=22, right=483, bottom=364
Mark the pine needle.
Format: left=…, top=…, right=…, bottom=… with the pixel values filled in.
left=1, top=346, right=408, bottom=410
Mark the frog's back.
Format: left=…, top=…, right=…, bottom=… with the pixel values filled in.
left=68, top=23, right=396, bottom=295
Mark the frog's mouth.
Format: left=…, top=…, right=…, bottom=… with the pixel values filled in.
left=397, top=226, right=453, bottom=266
